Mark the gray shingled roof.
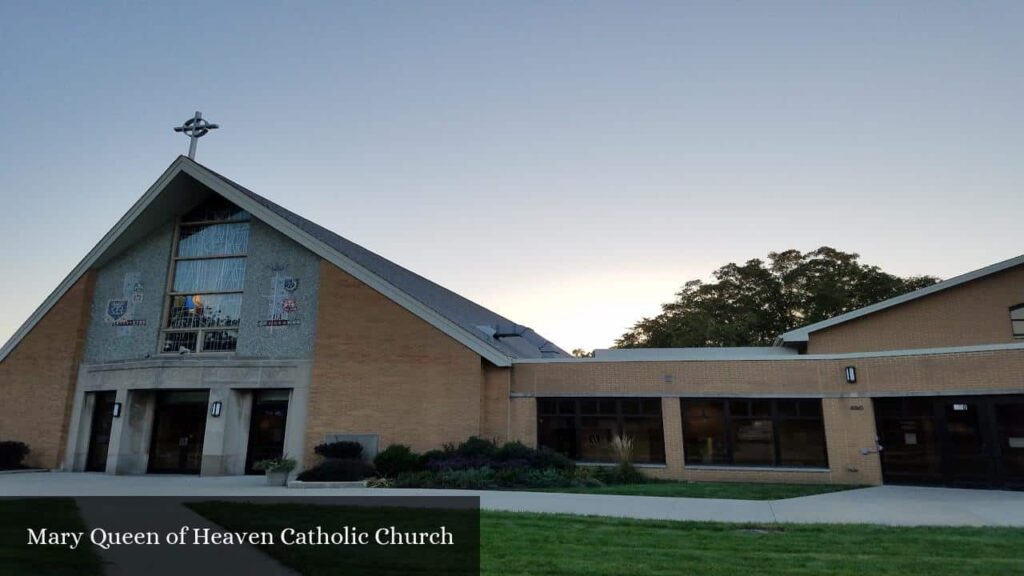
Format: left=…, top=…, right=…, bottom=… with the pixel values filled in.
left=204, top=164, right=569, bottom=360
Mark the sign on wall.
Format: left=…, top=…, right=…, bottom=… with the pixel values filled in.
left=106, top=272, right=147, bottom=332
left=258, top=266, right=301, bottom=328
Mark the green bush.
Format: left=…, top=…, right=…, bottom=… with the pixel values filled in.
left=374, top=444, right=422, bottom=477
left=297, top=459, right=375, bottom=482
left=530, top=447, right=574, bottom=471
left=314, top=440, right=364, bottom=460
left=494, top=440, right=534, bottom=461
left=594, top=462, right=647, bottom=485
left=454, top=436, right=498, bottom=458
left=395, top=467, right=499, bottom=490
left=0, top=441, right=29, bottom=469
left=419, top=449, right=448, bottom=467
left=368, top=436, right=586, bottom=489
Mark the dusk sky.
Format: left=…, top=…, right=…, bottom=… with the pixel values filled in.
left=1, top=2, right=1021, bottom=352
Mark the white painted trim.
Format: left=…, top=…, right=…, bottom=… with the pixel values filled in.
left=777, top=253, right=1024, bottom=344
left=0, top=158, right=189, bottom=363
left=512, top=341, right=1024, bottom=364
left=0, top=157, right=512, bottom=367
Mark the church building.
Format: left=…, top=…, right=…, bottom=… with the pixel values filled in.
left=1, top=156, right=1022, bottom=489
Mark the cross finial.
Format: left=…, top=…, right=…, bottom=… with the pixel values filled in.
left=173, top=111, right=219, bottom=160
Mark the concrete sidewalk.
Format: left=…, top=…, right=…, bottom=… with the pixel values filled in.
left=2, top=472, right=1023, bottom=527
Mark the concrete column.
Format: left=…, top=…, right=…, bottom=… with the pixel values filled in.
left=108, top=390, right=155, bottom=475
left=200, top=388, right=228, bottom=476
left=105, top=388, right=129, bottom=475
left=284, top=386, right=309, bottom=476
left=220, top=390, right=253, bottom=475
left=66, top=391, right=95, bottom=472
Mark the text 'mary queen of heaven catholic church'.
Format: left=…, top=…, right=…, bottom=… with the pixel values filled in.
left=1, top=155, right=1023, bottom=489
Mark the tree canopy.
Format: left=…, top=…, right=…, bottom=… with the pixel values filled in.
left=615, top=247, right=939, bottom=349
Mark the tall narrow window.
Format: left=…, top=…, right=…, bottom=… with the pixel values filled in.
left=1011, top=305, right=1024, bottom=338
left=161, top=197, right=251, bottom=354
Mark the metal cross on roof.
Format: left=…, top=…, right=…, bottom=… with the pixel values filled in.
left=173, top=111, right=219, bottom=159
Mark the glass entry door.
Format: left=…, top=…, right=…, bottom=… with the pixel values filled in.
left=995, top=401, right=1024, bottom=489
left=148, top=390, right=209, bottom=474
left=245, top=390, right=290, bottom=474
left=85, top=391, right=117, bottom=472
left=940, top=401, right=992, bottom=487
left=876, top=395, right=1024, bottom=489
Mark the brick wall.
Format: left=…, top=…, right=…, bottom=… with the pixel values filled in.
left=808, top=265, right=1024, bottom=353
left=480, top=363, right=511, bottom=444
left=0, top=273, right=95, bottom=469
left=509, top=347, right=1024, bottom=485
left=305, top=261, right=485, bottom=461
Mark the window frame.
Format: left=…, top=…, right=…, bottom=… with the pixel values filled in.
left=1010, top=304, right=1024, bottom=339
left=158, top=209, right=251, bottom=355
left=681, top=398, right=829, bottom=469
left=536, top=397, right=666, bottom=464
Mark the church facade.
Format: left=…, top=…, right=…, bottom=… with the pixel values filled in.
left=1, top=156, right=1022, bottom=489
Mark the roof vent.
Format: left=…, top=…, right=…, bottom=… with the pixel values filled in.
left=538, top=342, right=562, bottom=358
left=492, top=322, right=528, bottom=339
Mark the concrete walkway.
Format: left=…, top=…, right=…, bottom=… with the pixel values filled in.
left=2, top=472, right=1023, bottom=527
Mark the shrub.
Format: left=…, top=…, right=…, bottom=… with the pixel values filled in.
left=419, top=449, right=448, bottom=468
left=0, top=441, right=29, bottom=469
left=529, top=447, right=574, bottom=472
left=454, top=436, right=497, bottom=459
left=297, top=459, right=376, bottom=482
left=314, top=440, right=364, bottom=460
left=374, top=444, right=422, bottom=478
left=494, top=441, right=534, bottom=462
left=424, top=455, right=491, bottom=472
left=520, top=468, right=571, bottom=488
left=594, top=462, right=646, bottom=485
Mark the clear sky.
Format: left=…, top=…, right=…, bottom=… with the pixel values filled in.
left=1, top=2, right=1021, bottom=352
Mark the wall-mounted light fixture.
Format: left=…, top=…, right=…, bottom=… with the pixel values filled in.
left=210, top=401, right=223, bottom=418
left=844, top=366, right=857, bottom=384
left=112, top=402, right=122, bottom=418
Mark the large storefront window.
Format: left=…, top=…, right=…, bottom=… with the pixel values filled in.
left=682, top=399, right=828, bottom=468
left=537, top=398, right=665, bottom=464
left=161, top=197, right=251, bottom=354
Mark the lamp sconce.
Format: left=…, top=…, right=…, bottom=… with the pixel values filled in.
left=112, top=402, right=122, bottom=418
left=210, top=401, right=223, bottom=418
left=844, top=366, right=857, bottom=384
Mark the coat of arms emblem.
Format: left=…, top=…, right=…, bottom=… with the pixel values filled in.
left=107, top=300, right=129, bottom=321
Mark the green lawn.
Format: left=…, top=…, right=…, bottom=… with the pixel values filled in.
left=533, top=481, right=860, bottom=500
left=187, top=502, right=1024, bottom=576
left=0, top=498, right=104, bottom=576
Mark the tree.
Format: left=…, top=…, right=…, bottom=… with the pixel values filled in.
left=615, top=247, right=939, bottom=348
left=572, top=348, right=595, bottom=358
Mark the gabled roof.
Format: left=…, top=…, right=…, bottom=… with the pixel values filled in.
left=0, top=156, right=568, bottom=365
left=776, top=253, right=1024, bottom=345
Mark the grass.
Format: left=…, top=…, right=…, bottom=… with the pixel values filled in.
left=533, top=481, right=861, bottom=500
left=0, top=498, right=104, bottom=576
left=186, top=502, right=1024, bottom=576
left=482, top=511, right=1024, bottom=576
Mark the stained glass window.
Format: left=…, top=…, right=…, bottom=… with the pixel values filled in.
left=161, top=197, right=250, bottom=353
